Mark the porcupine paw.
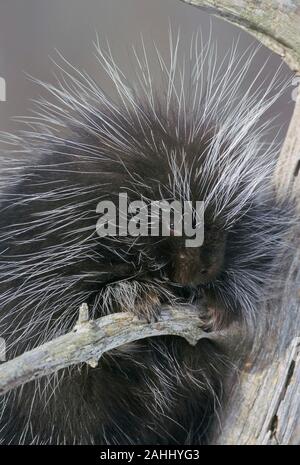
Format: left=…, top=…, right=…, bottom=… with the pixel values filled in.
left=132, top=291, right=162, bottom=323
left=202, top=290, right=234, bottom=330
left=191, top=289, right=215, bottom=331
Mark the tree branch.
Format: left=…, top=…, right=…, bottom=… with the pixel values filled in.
left=0, top=304, right=234, bottom=396
left=180, top=0, right=300, bottom=72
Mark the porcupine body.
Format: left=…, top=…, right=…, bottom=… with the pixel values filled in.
left=0, top=35, right=295, bottom=444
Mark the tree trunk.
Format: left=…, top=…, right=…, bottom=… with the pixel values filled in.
left=181, top=0, right=300, bottom=445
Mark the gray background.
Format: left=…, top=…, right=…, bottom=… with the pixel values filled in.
left=0, top=0, right=295, bottom=144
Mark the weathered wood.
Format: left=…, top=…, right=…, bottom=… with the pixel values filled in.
left=180, top=0, right=300, bottom=72
left=0, top=303, right=234, bottom=396
left=181, top=0, right=300, bottom=445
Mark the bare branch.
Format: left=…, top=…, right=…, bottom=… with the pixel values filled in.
left=0, top=304, right=232, bottom=396
left=180, top=0, right=300, bottom=71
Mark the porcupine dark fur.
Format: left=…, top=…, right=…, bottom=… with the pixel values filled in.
left=0, top=33, right=296, bottom=444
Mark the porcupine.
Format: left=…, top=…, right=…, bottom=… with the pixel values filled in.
left=0, top=33, right=296, bottom=444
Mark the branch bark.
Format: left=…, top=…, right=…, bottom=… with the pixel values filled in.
left=180, top=0, right=300, bottom=72
left=181, top=0, right=300, bottom=446
left=0, top=304, right=235, bottom=397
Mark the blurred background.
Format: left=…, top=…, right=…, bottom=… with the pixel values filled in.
left=0, top=0, right=296, bottom=145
